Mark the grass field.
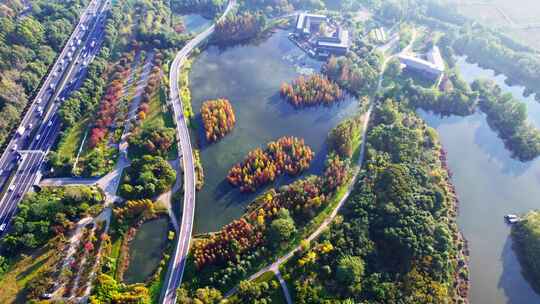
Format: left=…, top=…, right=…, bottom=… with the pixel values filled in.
left=140, top=85, right=178, bottom=160
left=449, top=0, right=540, bottom=50
left=56, top=117, right=90, bottom=160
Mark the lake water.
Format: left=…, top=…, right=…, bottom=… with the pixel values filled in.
left=420, top=56, right=540, bottom=304
left=123, top=217, right=169, bottom=284
left=189, top=30, right=358, bottom=233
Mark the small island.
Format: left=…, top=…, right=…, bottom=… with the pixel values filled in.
left=201, top=98, right=236, bottom=142
left=227, top=136, right=314, bottom=192
left=280, top=74, right=344, bottom=108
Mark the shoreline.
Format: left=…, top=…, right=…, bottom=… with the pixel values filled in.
left=439, top=146, right=471, bottom=303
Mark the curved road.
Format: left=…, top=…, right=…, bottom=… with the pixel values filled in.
left=160, top=1, right=236, bottom=303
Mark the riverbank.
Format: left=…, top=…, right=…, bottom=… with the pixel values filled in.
left=439, top=146, right=470, bottom=303
left=511, top=211, right=540, bottom=294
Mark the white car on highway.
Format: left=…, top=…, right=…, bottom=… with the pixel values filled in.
left=0, top=223, right=6, bottom=232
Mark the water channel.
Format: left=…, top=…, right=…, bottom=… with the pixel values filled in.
left=189, top=30, right=358, bottom=233
left=420, top=56, right=540, bottom=304
left=123, top=217, right=169, bottom=284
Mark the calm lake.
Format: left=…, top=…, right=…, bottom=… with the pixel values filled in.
left=420, top=56, right=540, bottom=304
left=189, top=30, right=358, bottom=233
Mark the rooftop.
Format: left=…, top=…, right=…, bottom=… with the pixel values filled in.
left=398, top=46, right=445, bottom=75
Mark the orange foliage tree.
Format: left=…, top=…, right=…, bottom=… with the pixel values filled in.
left=201, top=98, right=236, bottom=142
left=227, top=136, right=314, bottom=192
left=280, top=74, right=344, bottom=108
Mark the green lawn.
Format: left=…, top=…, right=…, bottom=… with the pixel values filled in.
left=140, top=85, right=178, bottom=160
left=109, top=236, right=123, bottom=279
left=56, top=118, right=90, bottom=160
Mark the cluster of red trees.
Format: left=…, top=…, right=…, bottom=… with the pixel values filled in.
left=89, top=52, right=135, bottom=148
left=192, top=219, right=263, bottom=269
left=214, top=12, right=265, bottom=43
left=137, top=53, right=163, bottom=122
left=280, top=74, right=344, bottom=108
left=227, top=136, right=314, bottom=192
left=193, top=154, right=350, bottom=271
left=251, top=155, right=349, bottom=221
left=321, top=153, right=350, bottom=192
left=201, top=98, right=236, bottom=142
left=322, top=55, right=379, bottom=95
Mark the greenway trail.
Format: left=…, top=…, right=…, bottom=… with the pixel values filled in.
left=225, top=32, right=407, bottom=299
left=160, top=1, right=236, bottom=303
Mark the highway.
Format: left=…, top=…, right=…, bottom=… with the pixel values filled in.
left=0, top=0, right=110, bottom=233
left=160, top=1, right=236, bottom=303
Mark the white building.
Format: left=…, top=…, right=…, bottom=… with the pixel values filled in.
left=398, top=46, right=445, bottom=80
left=317, top=27, right=350, bottom=56
left=294, top=12, right=350, bottom=56
left=295, top=13, right=327, bottom=36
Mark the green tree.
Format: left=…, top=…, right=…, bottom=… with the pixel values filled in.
left=336, top=255, right=365, bottom=285
left=385, top=58, right=402, bottom=79
left=13, top=17, right=45, bottom=48
left=268, top=209, right=296, bottom=246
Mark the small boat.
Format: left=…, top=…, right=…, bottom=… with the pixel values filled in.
left=504, top=214, right=521, bottom=224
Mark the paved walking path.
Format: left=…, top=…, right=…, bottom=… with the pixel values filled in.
left=274, top=269, right=293, bottom=304
left=160, top=1, right=236, bottom=303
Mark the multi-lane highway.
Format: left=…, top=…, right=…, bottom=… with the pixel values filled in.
left=160, top=1, right=236, bottom=303
left=0, top=0, right=110, bottom=233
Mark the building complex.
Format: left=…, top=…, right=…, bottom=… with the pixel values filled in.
left=291, top=12, right=350, bottom=58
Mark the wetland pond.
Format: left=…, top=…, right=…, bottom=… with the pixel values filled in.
left=189, top=30, right=358, bottom=233
left=123, top=217, right=169, bottom=284
left=420, top=56, right=540, bottom=304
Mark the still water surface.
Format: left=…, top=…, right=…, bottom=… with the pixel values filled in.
left=420, top=56, right=540, bottom=304
left=189, top=30, right=358, bottom=233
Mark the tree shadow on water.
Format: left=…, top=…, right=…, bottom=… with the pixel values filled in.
left=498, top=235, right=540, bottom=303
left=473, top=114, right=534, bottom=177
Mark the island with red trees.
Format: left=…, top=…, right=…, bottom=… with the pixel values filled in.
left=201, top=98, right=236, bottom=142
left=227, top=136, right=314, bottom=192
left=280, top=74, right=344, bottom=108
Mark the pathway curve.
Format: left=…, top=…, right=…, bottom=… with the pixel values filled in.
left=225, top=28, right=408, bottom=299
left=159, top=1, right=236, bottom=303
left=156, top=159, right=182, bottom=233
